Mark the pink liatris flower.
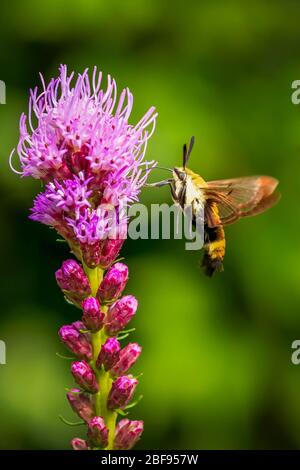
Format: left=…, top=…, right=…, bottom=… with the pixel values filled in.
left=71, top=438, right=90, bottom=451
left=82, top=297, right=104, bottom=332
left=71, top=360, right=99, bottom=393
left=111, top=343, right=142, bottom=377
left=98, top=262, right=129, bottom=302
left=96, top=337, right=121, bottom=371
left=107, top=375, right=138, bottom=410
left=87, top=416, right=109, bottom=448
left=11, top=65, right=156, bottom=450
left=56, top=259, right=91, bottom=305
left=114, top=419, right=144, bottom=450
left=104, top=295, right=138, bottom=336
left=58, top=324, right=92, bottom=360
left=10, top=65, right=157, bottom=268
left=66, top=388, right=94, bottom=423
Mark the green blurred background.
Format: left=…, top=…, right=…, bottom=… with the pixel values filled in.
left=0, top=0, right=300, bottom=450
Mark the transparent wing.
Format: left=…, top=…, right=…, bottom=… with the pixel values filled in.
left=203, top=176, right=279, bottom=226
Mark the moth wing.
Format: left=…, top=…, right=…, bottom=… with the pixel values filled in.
left=204, top=195, right=240, bottom=227
left=203, top=176, right=279, bottom=226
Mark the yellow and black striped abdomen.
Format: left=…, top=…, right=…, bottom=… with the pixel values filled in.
left=202, top=202, right=226, bottom=276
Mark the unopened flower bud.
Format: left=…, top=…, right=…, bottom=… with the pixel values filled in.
left=104, top=295, right=138, bottom=336
left=111, top=343, right=142, bottom=377
left=66, top=388, right=94, bottom=423
left=99, top=238, right=124, bottom=269
left=56, top=259, right=91, bottom=303
left=81, top=241, right=101, bottom=268
left=87, top=416, right=108, bottom=448
left=71, top=321, right=92, bottom=343
left=71, top=361, right=98, bottom=393
left=82, top=297, right=104, bottom=332
left=96, top=338, right=121, bottom=371
left=72, top=320, right=88, bottom=334
left=98, top=263, right=128, bottom=302
left=58, top=324, right=92, bottom=360
left=114, top=419, right=144, bottom=450
left=107, top=375, right=138, bottom=410
left=71, top=437, right=89, bottom=450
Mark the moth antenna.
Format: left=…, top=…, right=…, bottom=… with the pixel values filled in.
left=183, top=143, right=188, bottom=169
left=183, top=136, right=195, bottom=168
left=186, top=136, right=195, bottom=161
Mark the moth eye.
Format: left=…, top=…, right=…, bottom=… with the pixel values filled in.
left=174, top=168, right=186, bottom=181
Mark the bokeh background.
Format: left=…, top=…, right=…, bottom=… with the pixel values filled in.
left=0, top=0, right=300, bottom=450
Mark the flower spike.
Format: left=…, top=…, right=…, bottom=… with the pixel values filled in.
left=11, top=65, right=156, bottom=450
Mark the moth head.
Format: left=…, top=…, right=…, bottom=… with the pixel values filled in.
left=173, top=166, right=187, bottom=183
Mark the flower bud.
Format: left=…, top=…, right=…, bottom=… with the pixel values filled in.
left=81, top=241, right=101, bottom=268
left=72, top=320, right=88, bottom=334
left=66, top=388, right=94, bottom=423
left=111, top=343, right=142, bottom=377
left=71, top=321, right=92, bottom=344
left=58, top=324, right=92, bottom=360
left=82, top=297, right=104, bottom=332
left=114, top=419, right=144, bottom=450
left=87, top=416, right=108, bottom=448
left=98, top=263, right=128, bottom=302
left=104, top=295, right=138, bottom=336
left=107, top=375, right=138, bottom=410
left=99, top=238, right=124, bottom=269
left=96, top=338, right=121, bottom=371
left=71, top=437, right=89, bottom=450
left=56, top=259, right=91, bottom=303
left=71, top=361, right=98, bottom=393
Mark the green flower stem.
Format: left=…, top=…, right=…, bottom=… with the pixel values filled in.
left=84, top=264, right=117, bottom=451
left=84, top=264, right=103, bottom=297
